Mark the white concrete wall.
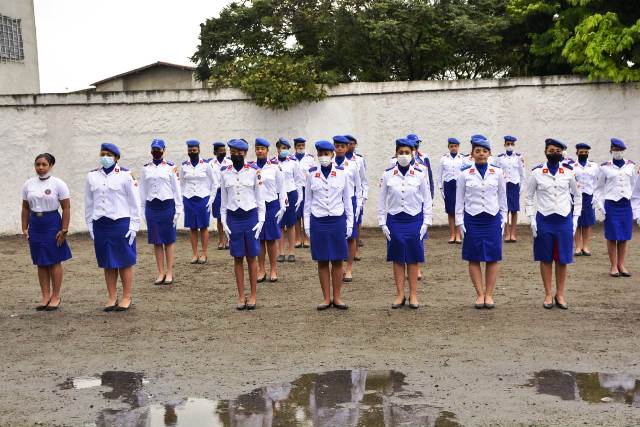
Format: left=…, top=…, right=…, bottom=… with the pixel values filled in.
left=0, top=0, right=40, bottom=94
left=1, top=76, right=639, bottom=234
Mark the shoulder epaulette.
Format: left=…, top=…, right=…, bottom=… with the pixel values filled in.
left=203, top=158, right=211, bottom=163
left=119, top=167, right=129, bottom=172
left=414, top=166, right=423, bottom=172
left=182, top=160, right=189, bottom=166
left=269, top=159, right=279, bottom=165
left=90, top=168, right=100, bottom=172
left=460, top=164, right=472, bottom=172
left=385, top=166, right=396, bottom=172
left=143, top=162, right=151, bottom=167
left=562, top=163, right=574, bottom=170
left=309, top=166, right=318, bottom=173
left=601, top=161, right=611, bottom=166
left=516, top=153, right=522, bottom=156
left=249, top=163, right=260, bottom=170
left=498, top=153, right=505, bottom=157
left=355, top=153, right=364, bottom=158
left=335, top=165, right=344, bottom=170
left=220, top=165, right=229, bottom=172
left=490, top=163, right=499, bottom=168
left=532, top=164, right=543, bottom=171
left=166, top=160, right=175, bottom=166
left=627, top=160, right=636, bottom=165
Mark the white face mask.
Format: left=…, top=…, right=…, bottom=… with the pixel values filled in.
left=318, top=156, right=332, bottom=167
left=100, top=156, right=115, bottom=168
left=505, top=146, right=514, bottom=153
left=397, top=154, right=412, bottom=167
left=612, top=151, right=625, bottom=160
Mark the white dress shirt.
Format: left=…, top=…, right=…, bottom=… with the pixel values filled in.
left=438, top=153, right=467, bottom=188
left=455, top=163, right=507, bottom=227
left=573, top=160, right=599, bottom=195
left=278, top=157, right=304, bottom=201
left=252, top=159, right=287, bottom=207
left=139, top=160, right=183, bottom=214
left=211, top=156, right=232, bottom=194
left=594, top=160, right=636, bottom=210
left=22, top=176, right=70, bottom=212
left=353, top=154, right=369, bottom=201
left=496, top=152, right=525, bottom=184
left=525, top=163, right=582, bottom=219
left=219, top=163, right=266, bottom=223
left=85, top=165, right=142, bottom=231
left=293, top=152, right=316, bottom=181
left=334, top=157, right=363, bottom=209
left=180, top=158, right=215, bottom=200
left=378, top=164, right=433, bottom=226
left=303, top=164, right=354, bottom=230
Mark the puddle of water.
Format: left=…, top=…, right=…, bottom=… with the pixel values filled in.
left=529, top=369, right=640, bottom=406
left=62, top=369, right=461, bottom=426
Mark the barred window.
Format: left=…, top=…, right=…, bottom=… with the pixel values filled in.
left=0, top=14, right=24, bottom=62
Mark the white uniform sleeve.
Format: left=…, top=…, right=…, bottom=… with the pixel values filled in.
left=21, top=181, right=29, bottom=201
left=437, top=157, right=445, bottom=192
left=138, top=167, right=147, bottom=212
left=518, top=155, right=526, bottom=185
left=206, top=162, right=216, bottom=208
left=593, top=166, right=605, bottom=212
left=220, top=172, right=228, bottom=226
left=343, top=173, right=354, bottom=228
left=211, top=164, right=221, bottom=195
left=498, top=170, right=508, bottom=225
left=276, top=166, right=287, bottom=210
left=377, top=172, right=388, bottom=226
left=84, top=174, right=94, bottom=228
left=126, top=171, right=142, bottom=232
left=631, top=171, right=640, bottom=219
left=294, top=161, right=304, bottom=203
left=255, top=170, right=265, bottom=222
left=57, top=178, right=70, bottom=200
left=524, top=170, right=537, bottom=218
left=454, top=172, right=465, bottom=227
left=180, top=163, right=186, bottom=196
left=353, top=165, right=363, bottom=209
left=303, top=174, right=312, bottom=232
left=421, top=171, right=433, bottom=226
left=171, top=165, right=183, bottom=214
left=570, top=171, right=582, bottom=219
left=359, top=159, right=369, bottom=201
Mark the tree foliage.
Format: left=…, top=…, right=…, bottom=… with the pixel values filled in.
left=192, top=0, right=640, bottom=109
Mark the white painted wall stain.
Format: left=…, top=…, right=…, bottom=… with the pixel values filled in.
left=1, top=77, right=639, bottom=234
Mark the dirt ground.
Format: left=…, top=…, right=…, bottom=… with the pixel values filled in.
left=2, top=225, right=640, bottom=426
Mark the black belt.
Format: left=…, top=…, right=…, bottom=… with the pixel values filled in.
left=32, top=210, right=58, bottom=217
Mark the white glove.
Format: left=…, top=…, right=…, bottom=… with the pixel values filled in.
left=637, top=218, right=640, bottom=227
left=381, top=225, right=391, bottom=241
left=458, top=224, right=465, bottom=238
left=222, top=221, right=231, bottom=240
left=295, top=197, right=302, bottom=210
left=275, top=208, right=285, bottom=224
left=305, top=227, right=311, bottom=238
left=173, top=213, right=179, bottom=228
left=355, top=205, right=362, bottom=219
left=252, top=221, right=264, bottom=240
left=125, top=229, right=136, bottom=246
left=88, top=222, right=95, bottom=240
left=346, top=226, right=353, bottom=239
left=501, top=221, right=506, bottom=234
left=206, top=203, right=212, bottom=214
left=419, top=224, right=428, bottom=240
left=598, top=202, right=606, bottom=220
left=573, top=217, right=578, bottom=234
left=530, top=217, right=537, bottom=238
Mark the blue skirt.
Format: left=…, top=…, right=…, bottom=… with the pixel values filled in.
left=28, top=211, right=72, bottom=266
left=533, top=213, right=573, bottom=264
left=506, top=182, right=520, bottom=212
left=93, top=217, right=136, bottom=269
left=228, top=208, right=260, bottom=257
left=349, top=196, right=359, bottom=240
left=604, top=198, right=632, bottom=241
left=279, top=191, right=298, bottom=228
left=577, top=193, right=596, bottom=227
left=212, top=189, right=222, bottom=219
left=462, top=212, right=502, bottom=262
left=386, top=212, right=425, bottom=264
left=310, top=215, right=348, bottom=262
left=296, top=187, right=305, bottom=219
left=443, top=180, right=457, bottom=214
left=260, top=200, right=282, bottom=241
left=183, top=196, right=210, bottom=229
left=145, top=199, right=176, bottom=245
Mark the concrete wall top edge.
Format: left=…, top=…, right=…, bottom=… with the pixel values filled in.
left=1, top=75, right=631, bottom=107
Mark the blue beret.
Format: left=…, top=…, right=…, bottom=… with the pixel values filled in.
left=611, top=138, right=626, bottom=150
left=100, top=142, right=120, bottom=157
left=471, top=139, right=491, bottom=150
left=315, top=140, right=335, bottom=152
left=332, top=135, right=350, bottom=144
left=150, top=139, right=165, bottom=149
left=545, top=138, right=567, bottom=150
left=504, top=135, right=517, bottom=142
left=575, top=143, right=591, bottom=150
left=276, top=137, right=291, bottom=148
left=293, top=137, right=306, bottom=144
left=471, top=134, right=487, bottom=141
left=213, top=142, right=225, bottom=149
left=406, top=134, right=421, bottom=142
left=447, top=138, right=460, bottom=145
left=186, top=139, right=200, bottom=147
left=344, top=135, right=357, bottom=142
left=470, top=135, right=488, bottom=145
left=396, top=138, right=414, bottom=148
left=228, top=138, right=249, bottom=151
left=255, top=137, right=270, bottom=148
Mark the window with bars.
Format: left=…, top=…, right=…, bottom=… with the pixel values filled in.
left=0, top=14, right=24, bottom=62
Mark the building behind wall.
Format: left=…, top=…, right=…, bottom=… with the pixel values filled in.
left=90, top=62, right=205, bottom=92
left=0, top=0, right=39, bottom=94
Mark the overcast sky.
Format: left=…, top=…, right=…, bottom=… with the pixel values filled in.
left=34, top=0, right=232, bottom=93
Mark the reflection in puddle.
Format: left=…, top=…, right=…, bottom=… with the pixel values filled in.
left=529, top=370, right=640, bottom=406
left=63, top=370, right=460, bottom=426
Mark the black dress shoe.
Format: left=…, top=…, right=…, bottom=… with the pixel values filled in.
left=287, top=255, right=296, bottom=262
left=620, top=271, right=631, bottom=277
left=163, top=278, right=174, bottom=285
left=543, top=301, right=554, bottom=309
left=317, top=302, right=332, bottom=311
left=333, top=302, right=349, bottom=310
left=103, top=300, right=118, bottom=312
left=454, top=240, right=462, bottom=244
left=448, top=240, right=456, bottom=244
left=343, top=276, right=353, bottom=283
left=582, top=250, right=592, bottom=256
left=257, top=275, right=266, bottom=283
left=574, top=251, right=583, bottom=257
left=474, top=303, right=484, bottom=309
left=269, top=277, right=278, bottom=283
left=408, top=303, right=420, bottom=309
left=115, top=300, right=132, bottom=312
left=484, top=302, right=495, bottom=309
left=154, top=275, right=166, bottom=285
left=236, top=301, right=246, bottom=311
left=277, top=255, right=285, bottom=262
left=45, top=299, right=61, bottom=311
left=354, top=256, right=361, bottom=261
left=302, top=243, right=310, bottom=248
left=554, top=296, right=568, bottom=310
left=391, top=298, right=406, bottom=309
left=246, top=302, right=256, bottom=310
left=610, top=272, right=620, bottom=277
left=36, top=299, right=51, bottom=311
left=294, top=243, right=303, bottom=248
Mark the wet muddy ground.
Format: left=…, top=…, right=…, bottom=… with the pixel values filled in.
left=2, top=225, right=640, bottom=426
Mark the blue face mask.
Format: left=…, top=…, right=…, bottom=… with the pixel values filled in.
left=100, top=155, right=115, bottom=168
left=279, top=149, right=290, bottom=158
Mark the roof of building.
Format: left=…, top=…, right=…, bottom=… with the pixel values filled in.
left=91, top=61, right=196, bottom=86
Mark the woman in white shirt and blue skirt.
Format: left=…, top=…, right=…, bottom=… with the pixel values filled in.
left=573, top=143, right=598, bottom=256
left=275, top=138, right=303, bottom=262
left=180, top=140, right=216, bottom=264
left=455, top=138, right=507, bottom=309
left=219, top=139, right=265, bottom=310
left=525, top=139, right=582, bottom=310
left=252, top=137, right=286, bottom=282
left=594, top=138, right=635, bottom=277
left=85, top=143, right=141, bottom=312
left=211, top=141, right=231, bottom=250
left=304, top=140, right=354, bottom=311
left=139, top=139, right=183, bottom=285
left=378, top=138, right=432, bottom=309
left=21, top=153, right=72, bottom=311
